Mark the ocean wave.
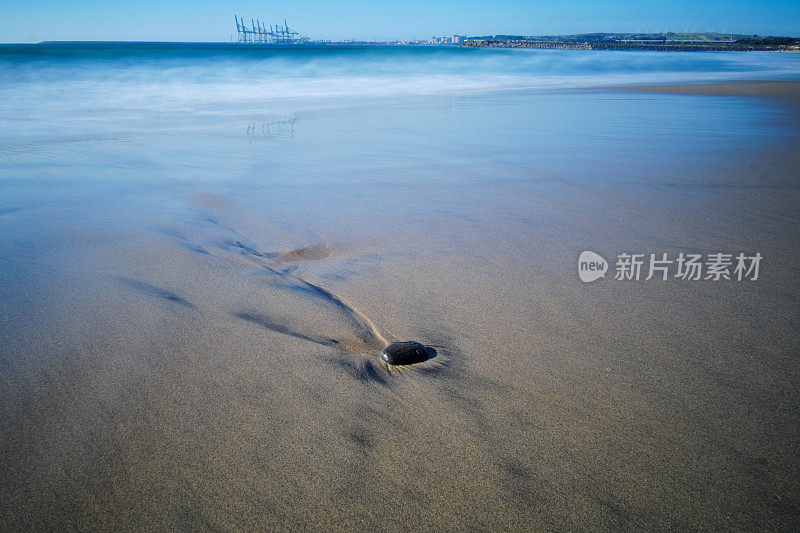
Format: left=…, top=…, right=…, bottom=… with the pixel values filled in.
left=2, top=45, right=799, bottom=117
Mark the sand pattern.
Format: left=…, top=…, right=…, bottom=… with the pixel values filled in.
left=148, top=201, right=442, bottom=367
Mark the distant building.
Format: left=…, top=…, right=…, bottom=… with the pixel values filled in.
left=452, top=35, right=464, bottom=44
left=428, top=35, right=457, bottom=45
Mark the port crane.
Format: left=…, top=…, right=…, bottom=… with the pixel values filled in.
left=235, top=15, right=302, bottom=44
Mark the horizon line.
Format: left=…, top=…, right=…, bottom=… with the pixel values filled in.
left=0, top=30, right=796, bottom=47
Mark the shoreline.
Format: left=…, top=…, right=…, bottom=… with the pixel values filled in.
left=607, top=79, right=800, bottom=102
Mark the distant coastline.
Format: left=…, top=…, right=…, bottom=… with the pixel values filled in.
left=1, top=31, right=798, bottom=51
left=459, top=33, right=799, bottom=51
left=461, top=40, right=799, bottom=52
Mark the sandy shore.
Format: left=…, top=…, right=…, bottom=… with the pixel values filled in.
left=1, top=79, right=799, bottom=531
left=615, top=79, right=800, bottom=102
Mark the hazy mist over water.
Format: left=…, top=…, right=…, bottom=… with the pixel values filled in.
left=2, top=44, right=800, bottom=116
left=0, top=43, right=792, bottom=246
left=1, top=44, right=795, bottom=240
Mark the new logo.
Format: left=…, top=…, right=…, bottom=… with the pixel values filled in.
left=578, top=251, right=608, bottom=283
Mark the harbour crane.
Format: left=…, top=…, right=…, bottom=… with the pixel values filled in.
left=234, top=15, right=302, bottom=44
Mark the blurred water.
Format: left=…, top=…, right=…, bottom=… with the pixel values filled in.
left=0, top=44, right=794, bottom=246
left=2, top=43, right=800, bottom=118
left=0, top=43, right=794, bottom=267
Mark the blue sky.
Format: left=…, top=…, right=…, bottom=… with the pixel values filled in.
left=1, top=0, right=799, bottom=42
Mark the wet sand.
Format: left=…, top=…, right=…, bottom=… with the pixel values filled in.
left=616, top=79, right=800, bottom=102
left=1, top=81, right=799, bottom=531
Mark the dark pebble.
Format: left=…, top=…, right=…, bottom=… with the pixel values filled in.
left=380, top=341, right=429, bottom=365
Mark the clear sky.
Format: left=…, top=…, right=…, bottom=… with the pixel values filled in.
left=1, top=0, right=799, bottom=43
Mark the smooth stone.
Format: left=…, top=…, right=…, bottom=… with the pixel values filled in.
left=380, top=341, right=429, bottom=365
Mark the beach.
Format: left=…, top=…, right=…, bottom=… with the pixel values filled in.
left=1, top=46, right=799, bottom=530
